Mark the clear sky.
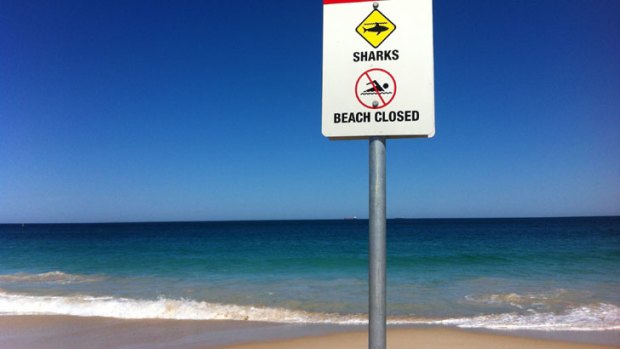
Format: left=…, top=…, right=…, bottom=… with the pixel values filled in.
left=1, top=0, right=619, bottom=223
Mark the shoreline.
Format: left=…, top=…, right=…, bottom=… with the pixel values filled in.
left=0, top=316, right=618, bottom=349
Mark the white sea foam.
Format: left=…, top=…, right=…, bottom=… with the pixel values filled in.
left=0, top=291, right=618, bottom=330
left=435, top=303, right=620, bottom=331
left=0, top=291, right=366, bottom=324
left=0, top=271, right=104, bottom=285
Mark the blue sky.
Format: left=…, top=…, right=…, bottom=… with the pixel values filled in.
left=1, top=0, right=619, bottom=223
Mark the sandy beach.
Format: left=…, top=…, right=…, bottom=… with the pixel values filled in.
left=1, top=316, right=618, bottom=349
left=220, top=328, right=620, bottom=349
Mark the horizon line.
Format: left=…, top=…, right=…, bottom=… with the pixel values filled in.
left=1, top=215, right=619, bottom=225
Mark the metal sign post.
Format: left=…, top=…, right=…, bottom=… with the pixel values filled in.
left=322, top=1, right=434, bottom=348
left=369, top=136, right=386, bottom=349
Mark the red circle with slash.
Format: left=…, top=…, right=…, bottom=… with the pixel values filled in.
left=355, top=68, right=397, bottom=109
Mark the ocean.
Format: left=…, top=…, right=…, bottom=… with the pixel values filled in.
left=0, top=217, right=619, bottom=332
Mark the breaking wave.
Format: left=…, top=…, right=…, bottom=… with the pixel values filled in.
left=463, top=289, right=594, bottom=311
left=0, top=291, right=368, bottom=324
left=0, top=271, right=105, bottom=285
left=0, top=291, right=618, bottom=330
left=436, top=303, right=620, bottom=331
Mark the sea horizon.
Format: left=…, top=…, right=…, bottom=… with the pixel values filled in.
left=2, top=214, right=619, bottom=225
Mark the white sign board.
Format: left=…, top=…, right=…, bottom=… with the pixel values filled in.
left=322, top=0, right=435, bottom=139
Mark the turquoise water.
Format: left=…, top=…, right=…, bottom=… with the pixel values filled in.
left=0, top=218, right=619, bottom=330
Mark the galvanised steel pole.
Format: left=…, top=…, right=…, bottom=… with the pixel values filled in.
left=369, top=136, right=386, bottom=349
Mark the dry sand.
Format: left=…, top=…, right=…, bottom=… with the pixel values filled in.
left=219, top=328, right=620, bottom=349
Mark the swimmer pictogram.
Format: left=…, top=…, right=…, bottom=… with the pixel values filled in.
left=355, top=68, right=397, bottom=109
left=361, top=80, right=392, bottom=96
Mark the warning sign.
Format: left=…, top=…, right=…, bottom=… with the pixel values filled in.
left=322, top=0, right=435, bottom=139
left=355, top=9, right=396, bottom=49
left=355, top=68, right=396, bottom=109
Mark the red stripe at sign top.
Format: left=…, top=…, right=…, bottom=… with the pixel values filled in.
left=324, top=0, right=376, bottom=4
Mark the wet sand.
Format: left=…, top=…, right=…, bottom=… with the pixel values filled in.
left=0, top=316, right=349, bottom=349
left=0, top=316, right=618, bottom=349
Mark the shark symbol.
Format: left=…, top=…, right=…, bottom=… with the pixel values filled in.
left=363, top=22, right=390, bottom=36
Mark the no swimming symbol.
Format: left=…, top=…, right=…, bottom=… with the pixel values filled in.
left=355, top=68, right=397, bottom=109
